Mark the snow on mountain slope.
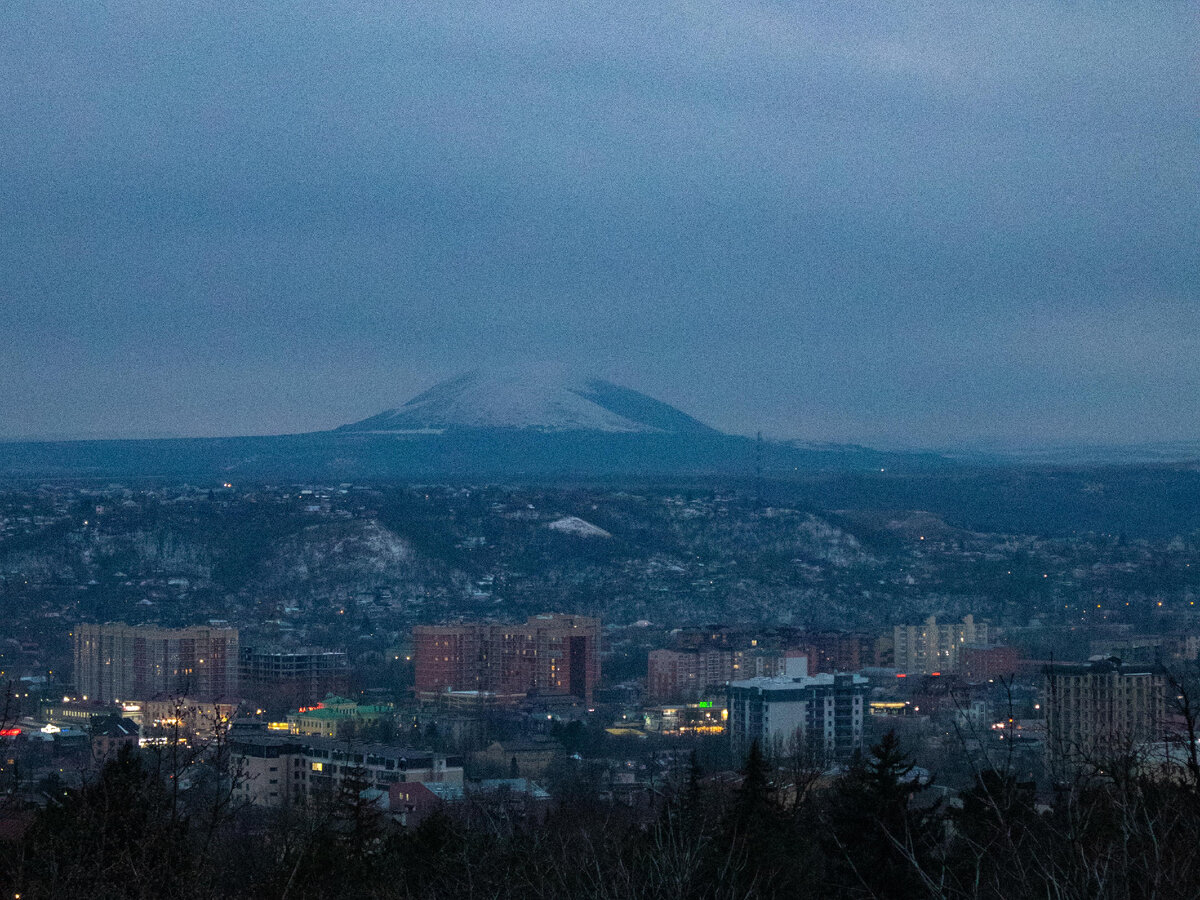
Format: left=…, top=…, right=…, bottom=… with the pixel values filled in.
left=547, top=516, right=612, bottom=538
left=337, top=369, right=719, bottom=435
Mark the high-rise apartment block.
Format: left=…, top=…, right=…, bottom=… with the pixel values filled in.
left=647, top=648, right=803, bottom=701
left=648, top=649, right=737, bottom=701
left=414, top=614, right=600, bottom=703
left=239, top=647, right=350, bottom=712
left=726, top=657, right=868, bottom=760
left=1043, top=657, right=1166, bottom=772
left=893, top=615, right=988, bottom=675
left=74, top=623, right=239, bottom=702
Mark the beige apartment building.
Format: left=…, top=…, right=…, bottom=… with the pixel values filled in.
left=893, top=615, right=988, bottom=675
left=74, top=622, right=239, bottom=702
left=230, top=731, right=462, bottom=807
left=1043, top=657, right=1166, bottom=773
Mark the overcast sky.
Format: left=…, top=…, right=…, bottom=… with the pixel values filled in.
left=1, top=2, right=1196, bottom=447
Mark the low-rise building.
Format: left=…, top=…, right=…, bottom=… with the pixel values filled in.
left=389, top=778, right=550, bottom=828
left=230, top=730, right=463, bottom=808
left=287, top=695, right=393, bottom=738
left=139, top=697, right=239, bottom=738
left=642, top=702, right=727, bottom=735
left=474, top=738, right=560, bottom=777
left=90, top=715, right=139, bottom=762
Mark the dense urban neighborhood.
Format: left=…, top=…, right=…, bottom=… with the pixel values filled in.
left=2, top=477, right=1200, bottom=895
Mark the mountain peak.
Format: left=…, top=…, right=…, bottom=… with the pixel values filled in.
left=336, top=368, right=720, bottom=435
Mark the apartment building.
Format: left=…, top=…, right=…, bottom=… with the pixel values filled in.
left=414, top=614, right=600, bottom=703
left=726, top=657, right=868, bottom=760
left=74, top=622, right=239, bottom=703
left=1043, top=657, right=1166, bottom=773
left=231, top=730, right=463, bottom=807
left=893, top=615, right=988, bottom=675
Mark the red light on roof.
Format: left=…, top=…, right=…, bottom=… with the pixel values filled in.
left=0, top=728, right=20, bottom=737
left=931, top=672, right=941, bottom=676
left=896, top=673, right=907, bottom=678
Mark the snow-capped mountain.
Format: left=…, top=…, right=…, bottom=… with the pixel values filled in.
left=0, top=368, right=952, bottom=480
left=336, top=369, right=720, bottom=435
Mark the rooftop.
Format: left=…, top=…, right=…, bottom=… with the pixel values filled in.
left=728, top=672, right=869, bottom=692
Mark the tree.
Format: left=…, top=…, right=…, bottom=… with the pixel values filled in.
left=698, top=739, right=821, bottom=898
left=16, top=746, right=196, bottom=899
left=824, top=730, right=937, bottom=899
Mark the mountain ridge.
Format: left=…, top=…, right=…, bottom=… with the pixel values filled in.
left=0, top=371, right=951, bottom=480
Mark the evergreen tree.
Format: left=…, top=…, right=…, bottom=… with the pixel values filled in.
left=733, top=738, right=772, bottom=822
left=825, top=730, right=936, bottom=899
left=702, top=739, right=821, bottom=898
left=329, top=763, right=386, bottom=862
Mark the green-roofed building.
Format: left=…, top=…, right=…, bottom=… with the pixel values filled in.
left=287, top=695, right=394, bottom=738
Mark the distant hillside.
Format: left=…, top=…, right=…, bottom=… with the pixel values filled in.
left=0, top=429, right=946, bottom=482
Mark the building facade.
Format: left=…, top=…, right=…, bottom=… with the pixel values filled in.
left=74, top=623, right=239, bottom=703
left=231, top=730, right=463, bottom=808
left=790, top=632, right=874, bottom=674
left=239, top=647, right=350, bottom=713
left=287, top=696, right=394, bottom=738
left=414, top=614, right=600, bottom=703
left=1043, top=657, right=1166, bottom=773
left=647, top=647, right=802, bottom=701
left=726, top=658, right=868, bottom=760
left=647, top=648, right=737, bottom=701
left=893, top=615, right=988, bottom=675
left=959, top=644, right=1021, bottom=682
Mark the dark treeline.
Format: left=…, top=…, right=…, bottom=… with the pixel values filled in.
left=6, top=732, right=1200, bottom=899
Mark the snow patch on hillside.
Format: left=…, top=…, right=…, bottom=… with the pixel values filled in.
left=547, top=516, right=612, bottom=539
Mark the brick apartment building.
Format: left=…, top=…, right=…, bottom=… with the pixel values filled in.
left=414, top=614, right=600, bottom=703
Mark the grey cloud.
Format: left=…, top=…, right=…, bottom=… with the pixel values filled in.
left=0, top=1, right=1196, bottom=445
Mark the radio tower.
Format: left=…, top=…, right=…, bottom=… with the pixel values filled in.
left=755, top=430, right=764, bottom=508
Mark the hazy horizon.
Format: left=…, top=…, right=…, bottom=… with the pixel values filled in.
left=6, top=361, right=1200, bottom=456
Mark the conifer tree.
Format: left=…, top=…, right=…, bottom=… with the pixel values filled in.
left=825, top=729, right=935, bottom=899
